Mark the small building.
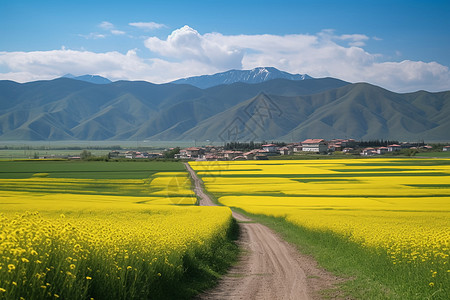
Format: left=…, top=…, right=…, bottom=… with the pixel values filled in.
left=184, top=147, right=204, bottom=158
left=223, top=150, right=244, bottom=160
left=388, top=144, right=402, bottom=152
left=301, top=139, right=328, bottom=153
left=443, top=146, right=450, bottom=152
left=278, top=146, right=291, bottom=155
left=244, top=151, right=256, bottom=160
left=292, top=144, right=302, bottom=152
left=376, top=147, right=389, bottom=155
left=361, top=148, right=377, bottom=156
left=262, top=144, right=278, bottom=153
left=328, top=143, right=341, bottom=152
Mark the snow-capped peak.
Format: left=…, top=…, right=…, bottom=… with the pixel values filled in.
left=171, top=67, right=312, bottom=89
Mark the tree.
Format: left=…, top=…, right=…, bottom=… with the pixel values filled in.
left=163, top=147, right=180, bottom=159
left=80, top=150, right=92, bottom=160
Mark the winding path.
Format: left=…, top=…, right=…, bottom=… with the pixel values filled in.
left=184, top=163, right=342, bottom=300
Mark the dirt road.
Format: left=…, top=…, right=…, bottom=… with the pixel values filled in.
left=185, top=163, right=342, bottom=300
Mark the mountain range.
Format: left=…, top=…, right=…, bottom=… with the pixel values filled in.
left=0, top=67, right=449, bottom=142
left=171, top=67, right=312, bottom=89
left=62, top=74, right=112, bottom=84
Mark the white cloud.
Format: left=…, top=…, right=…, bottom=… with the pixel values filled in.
left=129, top=22, right=166, bottom=30
left=145, top=26, right=243, bottom=70
left=79, top=33, right=106, bottom=40
left=337, top=34, right=369, bottom=47
left=99, top=21, right=114, bottom=30
left=111, top=30, right=125, bottom=35
left=0, top=48, right=216, bottom=84
left=1, top=26, right=449, bottom=92
left=97, top=21, right=126, bottom=36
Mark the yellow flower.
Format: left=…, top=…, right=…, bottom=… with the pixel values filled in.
left=0, top=288, right=6, bottom=293
left=21, top=257, right=29, bottom=263
left=429, top=282, right=435, bottom=287
left=69, top=264, right=76, bottom=270
left=8, top=264, right=15, bottom=271
left=86, top=276, right=92, bottom=280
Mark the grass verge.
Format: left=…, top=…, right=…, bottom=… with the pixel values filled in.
left=230, top=208, right=449, bottom=300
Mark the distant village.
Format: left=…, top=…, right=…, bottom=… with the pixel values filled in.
left=31, top=138, right=449, bottom=160
left=174, top=139, right=449, bottom=161
left=108, top=139, right=449, bottom=161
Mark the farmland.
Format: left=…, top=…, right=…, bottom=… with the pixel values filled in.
left=190, top=158, right=450, bottom=299
left=0, top=161, right=237, bottom=299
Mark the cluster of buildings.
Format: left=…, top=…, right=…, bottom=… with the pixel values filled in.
left=108, top=150, right=162, bottom=159
left=174, top=139, right=446, bottom=161
left=360, top=144, right=434, bottom=156
left=176, top=139, right=357, bottom=161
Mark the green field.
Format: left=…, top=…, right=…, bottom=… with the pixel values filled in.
left=0, top=160, right=184, bottom=179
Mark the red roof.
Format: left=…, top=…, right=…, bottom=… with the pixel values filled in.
left=262, top=144, right=277, bottom=147
left=302, top=139, right=325, bottom=144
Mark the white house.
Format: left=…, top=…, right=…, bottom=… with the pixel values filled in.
left=292, top=144, right=303, bottom=152
left=361, top=148, right=377, bottom=156
left=301, top=139, right=328, bottom=153
left=262, top=144, right=278, bottom=153
left=388, top=144, right=402, bottom=152
left=443, top=146, right=450, bottom=152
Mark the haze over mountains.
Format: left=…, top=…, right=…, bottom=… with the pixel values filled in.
left=0, top=67, right=449, bottom=142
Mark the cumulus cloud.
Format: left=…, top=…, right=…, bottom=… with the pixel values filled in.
left=145, top=25, right=243, bottom=70
left=144, top=26, right=449, bottom=92
left=0, top=48, right=215, bottom=84
left=1, top=25, right=449, bottom=92
left=129, top=22, right=166, bottom=30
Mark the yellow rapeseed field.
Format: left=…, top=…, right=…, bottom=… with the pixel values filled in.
left=191, top=158, right=450, bottom=298
left=0, top=164, right=234, bottom=299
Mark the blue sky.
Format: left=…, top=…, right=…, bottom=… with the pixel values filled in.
left=1, top=0, right=449, bottom=92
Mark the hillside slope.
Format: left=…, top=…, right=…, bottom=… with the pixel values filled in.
left=0, top=76, right=448, bottom=142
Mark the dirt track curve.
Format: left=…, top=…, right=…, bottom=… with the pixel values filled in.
left=184, top=163, right=342, bottom=300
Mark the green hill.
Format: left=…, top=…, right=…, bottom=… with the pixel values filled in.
left=0, top=77, right=448, bottom=142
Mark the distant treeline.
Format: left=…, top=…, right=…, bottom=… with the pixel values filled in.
left=357, top=140, right=401, bottom=147
left=0, top=145, right=167, bottom=151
